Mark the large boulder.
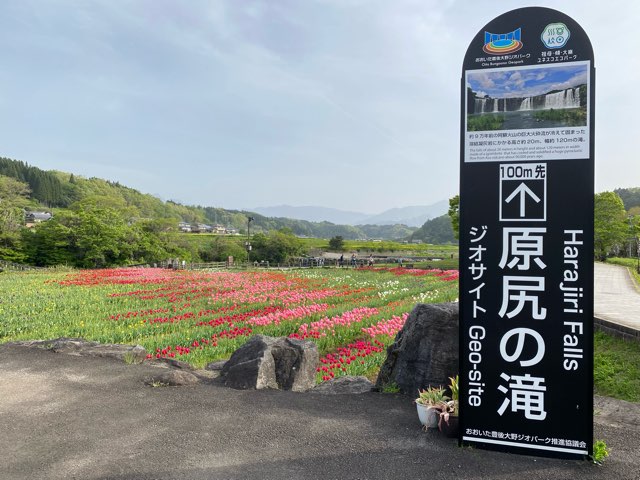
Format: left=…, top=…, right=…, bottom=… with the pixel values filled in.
left=221, top=335, right=318, bottom=392
left=375, top=303, right=459, bottom=395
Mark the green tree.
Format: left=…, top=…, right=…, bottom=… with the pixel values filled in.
left=328, top=235, right=345, bottom=251
left=410, top=214, right=457, bottom=244
left=21, top=213, right=77, bottom=266
left=200, top=236, right=247, bottom=263
left=448, top=195, right=460, bottom=240
left=594, top=191, right=627, bottom=261
left=0, top=176, right=33, bottom=261
left=251, top=230, right=306, bottom=264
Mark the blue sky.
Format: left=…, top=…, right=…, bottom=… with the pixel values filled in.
left=0, top=1, right=637, bottom=213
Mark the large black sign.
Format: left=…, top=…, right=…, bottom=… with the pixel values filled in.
left=459, top=7, right=594, bottom=458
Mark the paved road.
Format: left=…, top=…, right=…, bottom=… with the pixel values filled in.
left=1, top=345, right=640, bottom=480
left=594, top=262, right=640, bottom=332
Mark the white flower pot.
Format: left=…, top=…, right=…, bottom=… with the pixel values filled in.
left=416, top=403, right=439, bottom=429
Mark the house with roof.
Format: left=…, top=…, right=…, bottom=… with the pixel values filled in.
left=25, top=211, right=52, bottom=228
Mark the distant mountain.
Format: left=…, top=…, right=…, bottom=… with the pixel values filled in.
left=251, top=205, right=369, bottom=225
left=361, top=202, right=449, bottom=227
left=252, top=200, right=449, bottom=227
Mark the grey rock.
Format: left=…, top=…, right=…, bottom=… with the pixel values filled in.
left=146, top=370, right=200, bottom=387
left=205, top=360, right=228, bottom=371
left=375, top=302, right=459, bottom=395
left=7, top=337, right=148, bottom=363
left=221, top=335, right=318, bottom=391
left=311, top=376, right=374, bottom=395
left=192, top=369, right=220, bottom=382
left=150, top=358, right=194, bottom=370
left=48, top=337, right=147, bottom=363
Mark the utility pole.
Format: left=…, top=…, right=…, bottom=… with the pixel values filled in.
left=246, top=216, right=254, bottom=265
left=630, top=215, right=634, bottom=258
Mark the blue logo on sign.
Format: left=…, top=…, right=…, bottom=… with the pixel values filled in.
left=483, top=28, right=523, bottom=55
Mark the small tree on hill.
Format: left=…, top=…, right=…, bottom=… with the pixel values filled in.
left=328, top=235, right=345, bottom=251
left=594, top=191, right=627, bottom=261
left=448, top=195, right=460, bottom=240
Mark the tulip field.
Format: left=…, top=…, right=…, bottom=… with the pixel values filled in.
left=0, top=266, right=458, bottom=382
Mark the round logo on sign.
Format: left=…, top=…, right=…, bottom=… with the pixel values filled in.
left=541, top=22, right=570, bottom=49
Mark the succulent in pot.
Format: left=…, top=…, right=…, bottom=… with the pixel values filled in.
left=415, top=386, right=449, bottom=429
left=438, top=375, right=460, bottom=437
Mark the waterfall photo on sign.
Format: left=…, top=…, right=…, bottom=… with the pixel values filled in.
left=466, top=62, right=588, bottom=131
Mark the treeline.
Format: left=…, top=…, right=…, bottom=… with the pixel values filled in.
left=615, top=187, right=640, bottom=212
left=0, top=156, right=417, bottom=267
left=0, top=157, right=66, bottom=207
left=0, top=156, right=414, bottom=240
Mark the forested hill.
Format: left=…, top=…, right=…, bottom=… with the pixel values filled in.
left=615, top=187, right=640, bottom=212
left=0, top=156, right=414, bottom=240
left=407, top=214, right=457, bottom=245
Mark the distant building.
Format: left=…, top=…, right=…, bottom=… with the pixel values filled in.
left=194, top=223, right=213, bottom=233
left=178, top=221, right=192, bottom=233
left=25, top=211, right=52, bottom=228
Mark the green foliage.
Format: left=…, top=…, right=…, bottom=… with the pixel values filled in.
left=615, top=187, right=640, bottom=211
left=21, top=212, right=77, bottom=266
left=0, top=156, right=423, bottom=266
left=198, top=208, right=415, bottom=240
left=594, top=192, right=627, bottom=260
left=328, top=235, right=345, bottom=251
left=250, top=230, right=305, bottom=264
left=448, top=375, right=459, bottom=401
left=0, top=175, right=34, bottom=262
left=199, top=236, right=247, bottom=263
left=448, top=195, right=459, bottom=240
left=381, top=382, right=401, bottom=394
left=0, top=157, right=65, bottom=206
left=416, top=386, right=449, bottom=405
left=594, top=330, right=640, bottom=402
left=533, top=107, right=586, bottom=126
left=467, top=114, right=505, bottom=131
left=606, top=257, right=640, bottom=286
left=592, top=440, right=610, bottom=464
left=409, top=214, right=457, bottom=245
left=21, top=206, right=184, bottom=267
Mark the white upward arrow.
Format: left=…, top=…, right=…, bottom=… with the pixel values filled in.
left=505, top=182, right=541, bottom=217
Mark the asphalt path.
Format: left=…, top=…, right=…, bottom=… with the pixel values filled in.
left=594, top=262, right=640, bottom=332
left=1, top=345, right=639, bottom=480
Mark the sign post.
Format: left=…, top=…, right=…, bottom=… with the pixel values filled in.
left=459, top=7, right=594, bottom=458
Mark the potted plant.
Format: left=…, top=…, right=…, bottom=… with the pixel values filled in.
left=415, top=386, right=449, bottom=429
left=439, top=375, right=459, bottom=438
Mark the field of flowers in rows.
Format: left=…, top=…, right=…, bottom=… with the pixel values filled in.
left=0, top=267, right=458, bottom=382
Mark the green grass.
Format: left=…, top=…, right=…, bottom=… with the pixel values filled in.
left=176, top=234, right=459, bottom=262
left=605, top=257, right=640, bottom=287
left=533, top=107, right=587, bottom=126
left=594, top=330, right=640, bottom=402
left=300, top=237, right=458, bottom=254
left=467, top=114, right=505, bottom=131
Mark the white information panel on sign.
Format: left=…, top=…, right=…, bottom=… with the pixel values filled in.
left=465, top=62, right=590, bottom=163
